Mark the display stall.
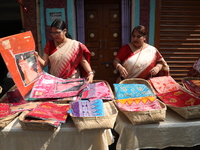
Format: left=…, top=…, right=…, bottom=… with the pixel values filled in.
left=114, top=109, right=200, bottom=150
left=0, top=116, right=113, bottom=150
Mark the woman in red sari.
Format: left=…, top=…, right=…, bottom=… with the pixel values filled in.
left=113, top=25, right=169, bottom=83
left=35, top=19, right=94, bottom=83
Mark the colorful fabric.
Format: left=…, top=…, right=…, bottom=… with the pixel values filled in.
left=115, top=96, right=162, bottom=111
left=29, top=72, right=88, bottom=99
left=25, top=102, right=70, bottom=123
left=70, top=99, right=104, bottom=117
left=45, top=39, right=91, bottom=79
left=10, top=102, right=42, bottom=113
left=157, top=89, right=200, bottom=107
left=116, top=43, right=169, bottom=79
left=193, top=57, right=200, bottom=74
left=149, top=76, right=181, bottom=94
left=81, top=81, right=113, bottom=100
left=0, top=103, right=11, bottom=118
left=182, top=79, right=200, bottom=97
left=113, top=83, right=154, bottom=99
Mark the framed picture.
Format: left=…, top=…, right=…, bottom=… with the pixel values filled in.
left=46, top=8, right=65, bottom=26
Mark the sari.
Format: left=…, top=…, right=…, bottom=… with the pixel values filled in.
left=45, top=39, right=91, bottom=79
left=116, top=43, right=169, bottom=79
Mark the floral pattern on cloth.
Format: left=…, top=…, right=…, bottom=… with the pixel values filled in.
left=29, top=72, right=88, bottom=99
left=81, top=81, right=113, bottom=100
left=157, top=89, right=200, bottom=107
left=149, top=76, right=181, bottom=94
left=113, top=83, right=154, bottom=99
left=115, top=96, right=162, bottom=111
left=25, top=102, right=70, bottom=123
left=69, top=99, right=104, bottom=117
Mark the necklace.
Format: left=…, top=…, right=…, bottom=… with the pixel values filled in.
left=56, top=38, right=68, bottom=48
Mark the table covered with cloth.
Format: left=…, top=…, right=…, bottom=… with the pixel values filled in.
left=0, top=117, right=113, bottom=150
left=114, top=109, right=200, bottom=150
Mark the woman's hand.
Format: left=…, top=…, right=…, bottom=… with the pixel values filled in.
left=86, top=73, right=94, bottom=83
left=150, top=66, right=160, bottom=76
left=117, top=64, right=128, bottom=78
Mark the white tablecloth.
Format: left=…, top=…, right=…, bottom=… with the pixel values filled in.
left=114, top=108, right=200, bottom=150
left=0, top=117, right=113, bottom=150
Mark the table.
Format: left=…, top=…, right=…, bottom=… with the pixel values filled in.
left=114, top=108, right=200, bottom=150
left=0, top=116, right=113, bottom=150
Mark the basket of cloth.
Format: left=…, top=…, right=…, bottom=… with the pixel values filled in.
left=157, top=88, right=200, bottom=119
left=113, top=78, right=166, bottom=124
left=70, top=101, right=118, bottom=131
left=182, top=77, right=200, bottom=98
left=114, top=97, right=166, bottom=124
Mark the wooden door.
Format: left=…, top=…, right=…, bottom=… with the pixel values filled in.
left=84, top=0, right=121, bottom=88
left=155, top=0, right=200, bottom=83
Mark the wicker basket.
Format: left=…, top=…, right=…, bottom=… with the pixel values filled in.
left=119, top=78, right=156, bottom=95
left=19, top=111, right=57, bottom=131
left=167, top=104, right=200, bottom=119
left=0, top=112, right=20, bottom=129
left=115, top=99, right=166, bottom=124
left=70, top=101, right=118, bottom=131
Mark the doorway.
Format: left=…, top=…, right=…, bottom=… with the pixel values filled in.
left=84, top=0, right=122, bottom=88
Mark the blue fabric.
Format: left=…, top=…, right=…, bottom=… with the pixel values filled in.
left=113, top=83, right=154, bottom=99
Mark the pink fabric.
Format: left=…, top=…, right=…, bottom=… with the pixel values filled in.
left=157, top=89, right=200, bottom=107
left=30, top=72, right=88, bottom=99
left=149, top=76, right=182, bottom=94
left=182, top=79, right=200, bottom=97
left=115, top=96, right=162, bottom=111
left=81, top=81, right=114, bottom=100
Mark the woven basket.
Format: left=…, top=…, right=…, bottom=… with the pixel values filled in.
left=182, top=77, right=200, bottom=98
left=0, top=112, right=20, bottom=129
left=115, top=99, right=166, bottom=124
left=167, top=104, right=200, bottom=119
left=119, top=78, right=156, bottom=95
left=70, top=101, right=118, bottom=131
left=19, top=111, right=57, bottom=131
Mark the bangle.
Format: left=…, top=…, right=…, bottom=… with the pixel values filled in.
left=88, top=71, right=94, bottom=76
left=116, top=64, right=121, bottom=70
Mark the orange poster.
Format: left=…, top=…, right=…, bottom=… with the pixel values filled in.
left=0, top=31, right=42, bottom=97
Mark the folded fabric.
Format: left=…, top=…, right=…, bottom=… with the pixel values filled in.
left=157, top=89, right=200, bottom=107
left=182, top=78, right=200, bottom=97
left=0, top=103, right=11, bottom=118
left=10, top=102, right=42, bottom=113
left=113, top=83, right=154, bottom=99
left=70, top=99, right=104, bottom=117
left=81, top=81, right=113, bottom=100
left=115, top=96, right=162, bottom=111
left=149, top=76, right=181, bottom=94
left=25, top=102, right=70, bottom=123
left=29, top=72, right=88, bottom=99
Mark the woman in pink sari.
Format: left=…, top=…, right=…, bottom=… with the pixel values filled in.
left=113, top=25, right=169, bottom=83
left=35, top=19, right=94, bottom=83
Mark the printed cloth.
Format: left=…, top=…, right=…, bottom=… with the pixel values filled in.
left=0, top=103, right=11, bottom=118
left=29, top=72, right=88, bottom=99
left=116, top=44, right=169, bottom=79
left=113, top=83, right=154, bottom=99
left=182, top=78, right=200, bottom=97
left=81, top=81, right=113, bottom=100
left=25, top=102, right=70, bottom=123
left=10, top=102, right=42, bottom=113
left=70, top=99, right=104, bottom=117
left=115, top=96, right=162, bottom=111
left=149, top=76, right=181, bottom=94
left=157, top=89, right=200, bottom=107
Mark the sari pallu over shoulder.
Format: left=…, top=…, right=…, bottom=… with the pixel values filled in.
left=49, top=39, right=91, bottom=79
left=123, top=44, right=169, bottom=79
